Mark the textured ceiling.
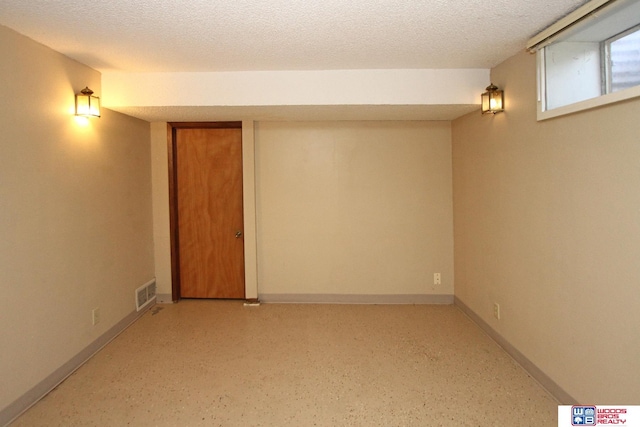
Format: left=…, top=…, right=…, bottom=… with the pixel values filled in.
left=0, top=0, right=588, bottom=73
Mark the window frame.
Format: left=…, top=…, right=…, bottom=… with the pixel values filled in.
left=531, top=0, right=640, bottom=121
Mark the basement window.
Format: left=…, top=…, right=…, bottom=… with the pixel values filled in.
left=606, top=24, right=640, bottom=92
left=528, top=0, right=640, bottom=120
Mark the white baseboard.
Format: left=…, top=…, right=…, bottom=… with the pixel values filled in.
left=454, top=296, right=576, bottom=405
left=258, top=293, right=454, bottom=304
left=0, top=303, right=154, bottom=427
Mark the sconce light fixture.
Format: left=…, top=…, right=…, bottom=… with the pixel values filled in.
left=75, top=87, right=101, bottom=118
left=481, top=83, right=504, bottom=114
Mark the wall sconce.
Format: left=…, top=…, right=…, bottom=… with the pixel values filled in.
left=481, top=83, right=504, bottom=114
left=75, top=87, right=101, bottom=118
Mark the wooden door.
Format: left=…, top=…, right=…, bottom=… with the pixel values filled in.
left=175, top=127, right=245, bottom=299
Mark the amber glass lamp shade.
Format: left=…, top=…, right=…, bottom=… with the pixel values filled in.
left=75, top=87, right=101, bottom=118
left=481, top=83, right=504, bottom=114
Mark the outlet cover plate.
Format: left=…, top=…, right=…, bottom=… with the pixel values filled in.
left=92, top=308, right=100, bottom=325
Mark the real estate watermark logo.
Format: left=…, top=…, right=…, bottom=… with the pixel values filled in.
left=571, top=406, right=596, bottom=426
left=559, top=405, right=636, bottom=426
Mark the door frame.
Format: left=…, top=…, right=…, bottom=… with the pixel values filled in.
left=168, top=121, right=244, bottom=301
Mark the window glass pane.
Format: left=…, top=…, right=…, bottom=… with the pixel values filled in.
left=544, top=42, right=601, bottom=110
left=610, top=28, right=640, bottom=93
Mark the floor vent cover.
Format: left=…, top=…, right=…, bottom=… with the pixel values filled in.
left=135, top=279, right=157, bottom=311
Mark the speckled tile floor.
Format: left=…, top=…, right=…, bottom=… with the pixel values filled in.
left=11, top=301, right=558, bottom=426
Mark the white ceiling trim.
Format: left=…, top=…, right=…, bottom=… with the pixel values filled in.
left=103, top=69, right=489, bottom=109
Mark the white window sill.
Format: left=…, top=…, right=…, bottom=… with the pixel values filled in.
left=538, top=84, right=640, bottom=121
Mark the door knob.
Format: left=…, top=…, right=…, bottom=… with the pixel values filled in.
left=235, top=230, right=243, bottom=238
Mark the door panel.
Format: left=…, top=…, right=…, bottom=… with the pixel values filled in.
left=176, top=127, right=245, bottom=299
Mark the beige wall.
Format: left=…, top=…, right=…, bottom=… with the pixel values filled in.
left=0, top=25, right=154, bottom=412
left=452, top=50, right=640, bottom=403
left=150, top=121, right=453, bottom=300
left=255, top=121, right=454, bottom=298
left=150, top=122, right=173, bottom=300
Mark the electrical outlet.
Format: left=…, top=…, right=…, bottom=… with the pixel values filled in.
left=92, top=308, right=100, bottom=326
left=493, top=303, right=501, bottom=320
left=434, top=273, right=441, bottom=285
